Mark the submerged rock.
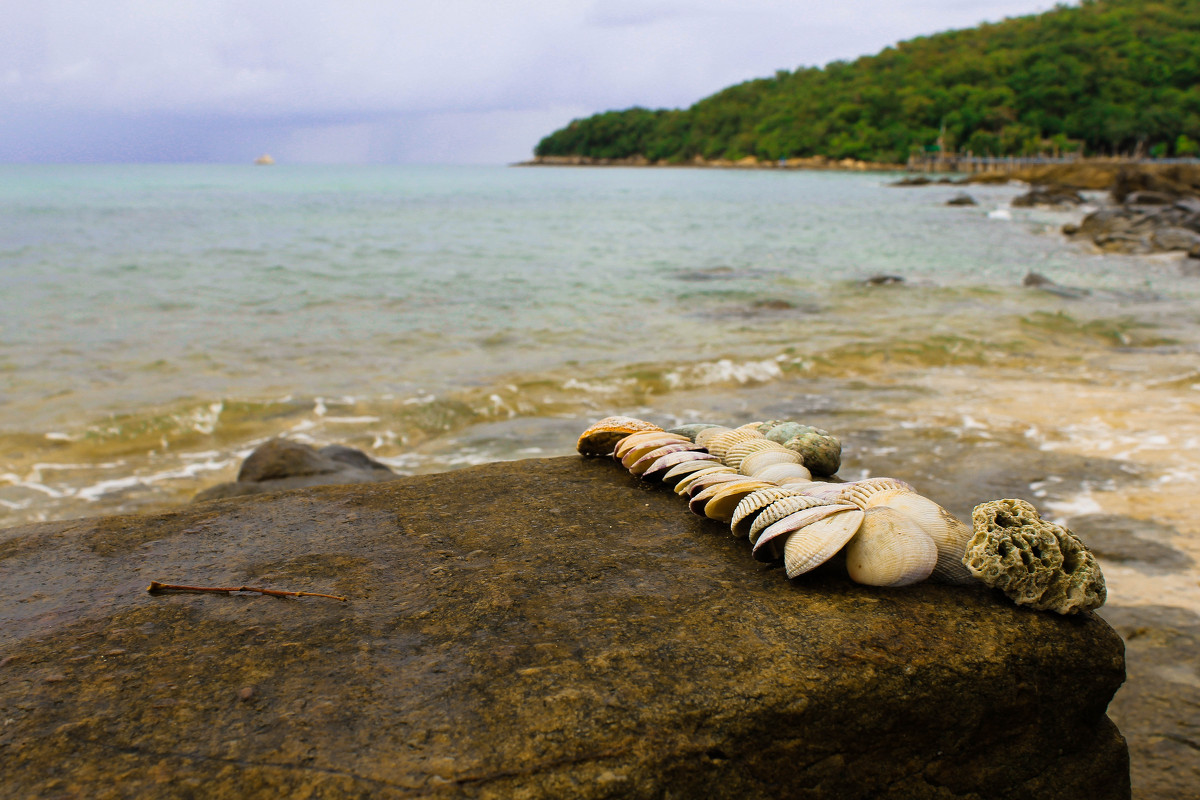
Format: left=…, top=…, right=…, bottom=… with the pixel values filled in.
left=194, top=438, right=398, bottom=502
left=965, top=498, right=1107, bottom=614
left=1012, top=185, right=1084, bottom=207
left=946, top=192, right=978, bottom=206
left=0, top=458, right=1128, bottom=799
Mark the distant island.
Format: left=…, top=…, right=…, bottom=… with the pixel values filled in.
left=531, top=0, right=1200, bottom=167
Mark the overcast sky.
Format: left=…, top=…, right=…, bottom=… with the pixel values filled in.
left=1, top=1, right=1066, bottom=164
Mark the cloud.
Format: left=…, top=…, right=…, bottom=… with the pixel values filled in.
left=0, top=1, right=1069, bottom=162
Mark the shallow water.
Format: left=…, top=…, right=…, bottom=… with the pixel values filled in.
left=2, top=164, right=1199, bottom=613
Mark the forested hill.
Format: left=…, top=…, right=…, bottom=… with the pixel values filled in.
left=533, top=0, right=1200, bottom=164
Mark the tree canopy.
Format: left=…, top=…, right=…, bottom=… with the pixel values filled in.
left=534, top=0, right=1200, bottom=164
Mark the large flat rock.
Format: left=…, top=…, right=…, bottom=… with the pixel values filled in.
left=0, top=457, right=1128, bottom=799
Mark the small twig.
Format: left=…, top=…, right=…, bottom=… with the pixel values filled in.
left=147, top=581, right=347, bottom=602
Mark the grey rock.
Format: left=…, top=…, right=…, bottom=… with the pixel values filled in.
left=195, top=438, right=398, bottom=502
left=946, top=192, right=977, bottom=206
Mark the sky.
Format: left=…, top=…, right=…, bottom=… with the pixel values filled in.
left=1, top=1, right=1068, bottom=165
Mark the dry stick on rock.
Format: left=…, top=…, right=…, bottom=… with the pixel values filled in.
left=147, top=580, right=347, bottom=602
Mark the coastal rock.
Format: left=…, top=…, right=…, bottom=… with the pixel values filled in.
left=965, top=498, right=1106, bottom=614
left=194, top=438, right=398, bottom=502
left=1021, top=271, right=1090, bottom=299
left=946, top=192, right=978, bottom=206
left=1067, top=204, right=1200, bottom=254
left=0, top=458, right=1128, bottom=799
left=863, top=273, right=904, bottom=286
left=1012, top=185, right=1084, bottom=207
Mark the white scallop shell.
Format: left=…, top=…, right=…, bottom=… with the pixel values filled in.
left=837, top=477, right=916, bottom=508
left=660, top=458, right=724, bottom=484
left=859, top=488, right=975, bottom=584
left=747, top=495, right=837, bottom=545
left=674, top=466, right=739, bottom=497
left=693, top=426, right=732, bottom=449
left=739, top=448, right=804, bottom=476
left=843, top=506, right=938, bottom=587
left=753, top=504, right=860, bottom=561
left=730, top=487, right=810, bottom=538
left=705, top=428, right=766, bottom=460
left=697, top=481, right=778, bottom=523
left=723, top=439, right=788, bottom=472
left=783, top=509, right=867, bottom=578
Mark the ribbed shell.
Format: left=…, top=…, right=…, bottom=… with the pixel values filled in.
left=682, top=471, right=748, bottom=500
left=615, top=432, right=689, bottom=463
left=659, top=458, right=724, bottom=485
left=723, top=439, right=788, bottom=472
left=783, top=509, right=867, bottom=578
left=739, top=448, right=804, bottom=476
left=674, top=466, right=739, bottom=496
left=628, top=442, right=704, bottom=475
left=843, top=506, right=938, bottom=587
left=642, top=451, right=718, bottom=482
left=730, top=487, right=810, bottom=538
left=576, top=416, right=662, bottom=457
left=693, top=426, right=732, bottom=449
left=747, top=495, right=839, bottom=546
left=705, top=428, right=766, bottom=460
left=839, top=477, right=918, bottom=508
left=753, top=504, right=860, bottom=561
left=665, top=423, right=724, bottom=442
left=859, top=488, right=975, bottom=584
left=698, top=481, right=778, bottom=523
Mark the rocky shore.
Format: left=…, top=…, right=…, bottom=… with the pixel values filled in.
left=516, top=154, right=906, bottom=171
left=0, top=456, right=1129, bottom=799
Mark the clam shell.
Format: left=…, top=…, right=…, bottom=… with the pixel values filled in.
left=730, top=487, right=810, bottom=538
left=698, top=480, right=778, bottom=523
left=747, top=495, right=840, bottom=546
left=783, top=509, right=867, bottom=578
left=740, top=450, right=805, bottom=477
left=576, top=416, right=662, bottom=456
left=723, top=439, right=789, bottom=472
left=840, top=477, right=917, bottom=508
left=693, top=426, right=732, bottom=449
left=753, top=504, right=860, bottom=561
left=674, top=465, right=739, bottom=496
left=642, top=451, right=719, bottom=482
left=705, top=428, right=766, bottom=460
left=681, top=471, right=747, bottom=500
left=627, top=442, right=704, bottom=475
left=660, top=457, right=724, bottom=485
left=666, top=423, right=724, bottom=442
left=615, top=432, right=689, bottom=463
left=860, top=488, right=975, bottom=584
left=843, top=506, right=938, bottom=587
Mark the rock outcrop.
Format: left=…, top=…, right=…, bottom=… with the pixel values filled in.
left=1011, top=185, right=1084, bottom=207
left=194, top=438, right=399, bottom=502
left=1064, top=200, right=1200, bottom=255
left=0, top=457, right=1129, bottom=799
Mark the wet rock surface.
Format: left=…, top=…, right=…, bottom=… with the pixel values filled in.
left=194, top=439, right=399, bottom=502
left=0, top=457, right=1128, bottom=799
left=1011, top=185, right=1084, bottom=207
left=1065, top=201, right=1200, bottom=255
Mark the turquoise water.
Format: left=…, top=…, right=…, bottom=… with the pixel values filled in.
left=2, top=164, right=1198, bottom=525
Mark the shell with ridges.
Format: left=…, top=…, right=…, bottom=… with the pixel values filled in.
left=839, top=477, right=918, bottom=508
left=627, top=442, right=706, bottom=476
left=722, top=439, right=788, bottom=472
left=747, top=495, right=840, bottom=545
left=843, top=506, right=938, bottom=587
left=750, top=463, right=815, bottom=485
left=697, top=481, right=778, bottom=523
left=860, top=488, right=975, bottom=584
left=783, top=509, right=868, bottom=578
left=576, top=416, right=662, bottom=456
left=673, top=466, right=739, bottom=496
left=659, top=458, right=724, bottom=485
left=753, top=504, right=860, bottom=561
left=739, top=448, right=803, bottom=476
left=693, top=426, right=732, bottom=449
left=730, top=487, right=811, bottom=538
left=642, top=451, right=718, bottom=482
left=614, top=432, right=689, bottom=462
left=681, top=471, right=748, bottom=500
left=705, top=428, right=766, bottom=460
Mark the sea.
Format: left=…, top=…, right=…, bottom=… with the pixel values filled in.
left=2, top=164, right=1199, bottom=611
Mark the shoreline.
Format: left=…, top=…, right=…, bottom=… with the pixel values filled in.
left=514, top=153, right=908, bottom=171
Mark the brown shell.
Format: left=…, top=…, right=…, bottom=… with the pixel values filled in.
left=642, top=450, right=719, bottom=482
left=577, top=416, right=662, bottom=457
left=698, top=481, right=778, bottom=524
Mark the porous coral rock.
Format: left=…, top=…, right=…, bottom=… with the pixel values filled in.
left=965, top=498, right=1106, bottom=615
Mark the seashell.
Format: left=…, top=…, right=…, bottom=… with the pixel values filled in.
left=577, top=416, right=662, bottom=457
left=693, top=426, right=733, bottom=449
left=696, top=480, right=778, bottom=523
left=614, top=432, right=689, bottom=463
left=762, top=421, right=811, bottom=445
left=783, top=509, right=868, bottom=578
left=681, top=471, right=748, bottom=500
left=736, top=421, right=765, bottom=432
left=626, top=442, right=704, bottom=475
left=730, top=487, right=811, bottom=538
left=965, top=499, right=1105, bottom=614
left=780, top=427, right=842, bottom=477
left=739, top=449, right=804, bottom=476
left=749, top=462, right=813, bottom=484
left=706, top=428, right=766, bottom=460
left=859, top=488, right=975, bottom=584
left=673, top=465, right=739, bottom=497
left=659, top=457, right=724, bottom=486
left=843, top=506, right=938, bottom=587
left=642, top=450, right=719, bottom=482
left=753, top=505, right=861, bottom=562
left=723, top=439, right=788, bottom=472
left=666, top=423, right=724, bottom=442
left=836, top=477, right=916, bottom=508
left=747, top=495, right=841, bottom=546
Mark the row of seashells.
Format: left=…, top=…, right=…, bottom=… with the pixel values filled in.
left=577, top=415, right=976, bottom=588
